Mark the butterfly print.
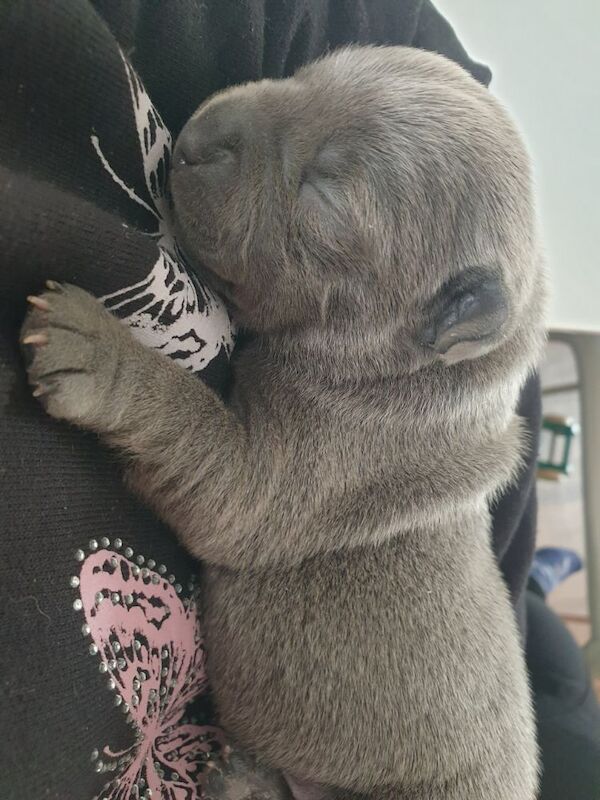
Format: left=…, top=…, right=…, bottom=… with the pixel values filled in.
left=74, top=543, right=224, bottom=800
left=91, top=51, right=234, bottom=374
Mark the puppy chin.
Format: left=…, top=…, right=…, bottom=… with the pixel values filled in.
left=192, top=256, right=235, bottom=303
left=170, top=215, right=228, bottom=292
left=191, top=260, right=243, bottom=322
left=170, top=206, right=256, bottom=325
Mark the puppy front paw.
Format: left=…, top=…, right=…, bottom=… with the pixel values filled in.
left=21, top=281, right=126, bottom=429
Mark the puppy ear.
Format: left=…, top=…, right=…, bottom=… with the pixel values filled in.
left=420, top=268, right=509, bottom=365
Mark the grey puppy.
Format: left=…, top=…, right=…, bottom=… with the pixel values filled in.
left=22, top=46, right=546, bottom=800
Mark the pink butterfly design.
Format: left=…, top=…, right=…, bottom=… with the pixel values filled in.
left=76, top=546, right=224, bottom=800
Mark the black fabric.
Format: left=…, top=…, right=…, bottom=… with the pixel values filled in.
left=91, top=0, right=490, bottom=136
left=526, top=592, right=600, bottom=800
left=491, top=371, right=542, bottom=636
left=0, top=2, right=538, bottom=798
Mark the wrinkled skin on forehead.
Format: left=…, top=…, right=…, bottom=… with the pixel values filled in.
left=170, top=45, right=538, bottom=370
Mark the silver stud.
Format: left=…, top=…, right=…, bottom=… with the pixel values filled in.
left=70, top=575, right=80, bottom=588
left=141, top=568, right=149, bottom=579
left=113, top=641, right=121, bottom=653
left=136, top=555, right=144, bottom=565
left=113, top=538, right=122, bottom=549
left=149, top=689, right=157, bottom=700
left=132, top=566, right=140, bottom=577
left=109, top=659, right=117, bottom=670
left=139, top=778, right=146, bottom=789
left=188, top=582, right=195, bottom=592
left=158, top=564, right=167, bottom=575
left=95, top=591, right=104, bottom=604
left=161, top=667, right=168, bottom=677
left=147, top=559, right=156, bottom=569
left=91, top=749, right=99, bottom=762
left=110, top=557, right=118, bottom=568
left=139, top=671, right=147, bottom=682
left=100, top=537, right=110, bottom=548
left=89, top=643, right=99, bottom=655
left=108, top=678, right=116, bottom=690
left=73, top=598, right=83, bottom=611
left=122, top=702, right=129, bottom=713
left=145, top=789, right=153, bottom=798
left=125, top=594, right=134, bottom=605
left=75, top=549, right=85, bottom=562
left=151, top=575, right=159, bottom=585
left=82, top=623, right=91, bottom=636
left=132, top=695, right=139, bottom=707
left=114, top=695, right=122, bottom=707
left=170, top=678, right=176, bottom=687
left=134, top=639, right=142, bottom=652
left=95, top=760, right=104, bottom=773
left=171, top=772, right=179, bottom=781
left=99, top=662, right=108, bottom=674
left=167, top=575, right=175, bottom=584
left=117, top=658, right=126, bottom=669
left=160, top=686, right=167, bottom=696
left=133, top=678, right=141, bottom=691
left=111, top=592, right=120, bottom=605
left=124, top=547, right=133, bottom=558
left=174, top=583, right=182, bottom=594
left=89, top=539, right=98, bottom=551
left=161, top=649, right=169, bottom=660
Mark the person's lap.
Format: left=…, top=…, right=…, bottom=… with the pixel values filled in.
left=526, top=591, right=600, bottom=799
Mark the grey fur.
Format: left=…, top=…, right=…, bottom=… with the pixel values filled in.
left=22, top=46, right=546, bottom=800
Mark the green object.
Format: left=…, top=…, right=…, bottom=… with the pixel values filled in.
left=537, top=415, right=579, bottom=479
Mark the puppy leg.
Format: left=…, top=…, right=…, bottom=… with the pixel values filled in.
left=204, top=752, right=338, bottom=800
left=204, top=749, right=291, bottom=800
left=284, top=774, right=335, bottom=800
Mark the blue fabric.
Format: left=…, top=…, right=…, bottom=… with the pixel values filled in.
left=529, top=547, right=583, bottom=596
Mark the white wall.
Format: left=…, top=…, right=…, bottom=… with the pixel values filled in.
left=434, top=0, right=600, bottom=331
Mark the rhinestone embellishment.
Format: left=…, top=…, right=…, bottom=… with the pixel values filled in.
left=70, top=540, right=215, bottom=792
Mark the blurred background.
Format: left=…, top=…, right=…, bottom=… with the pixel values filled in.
left=437, top=0, right=600, bottom=675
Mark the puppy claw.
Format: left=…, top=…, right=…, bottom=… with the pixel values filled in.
left=26, top=295, right=51, bottom=312
left=22, top=332, right=49, bottom=346
left=222, top=745, right=233, bottom=763
left=32, top=384, right=49, bottom=398
left=45, top=279, right=62, bottom=291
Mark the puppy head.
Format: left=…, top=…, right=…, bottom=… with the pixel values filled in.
left=170, top=46, right=543, bottom=372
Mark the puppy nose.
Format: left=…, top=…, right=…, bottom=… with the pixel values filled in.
left=174, top=104, right=241, bottom=168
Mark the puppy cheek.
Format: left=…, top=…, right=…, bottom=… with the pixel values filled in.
left=173, top=195, right=221, bottom=259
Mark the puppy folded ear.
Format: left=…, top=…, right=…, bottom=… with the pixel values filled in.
left=420, top=267, right=509, bottom=365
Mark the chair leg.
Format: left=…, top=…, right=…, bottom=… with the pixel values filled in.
left=551, top=331, right=600, bottom=678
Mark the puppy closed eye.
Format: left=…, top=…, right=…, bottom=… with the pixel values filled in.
left=300, top=140, right=345, bottom=181
left=196, top=142, right=238, bottom=166
left=299, top=168, right=333, bottom=203
left=299, top=154, right=345, bottom=205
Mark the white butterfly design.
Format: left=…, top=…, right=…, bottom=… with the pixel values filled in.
left=91, top=52, right=234, bottom=374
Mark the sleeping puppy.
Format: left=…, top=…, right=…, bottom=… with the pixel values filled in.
left=22, top=46, right=545, bottom=800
